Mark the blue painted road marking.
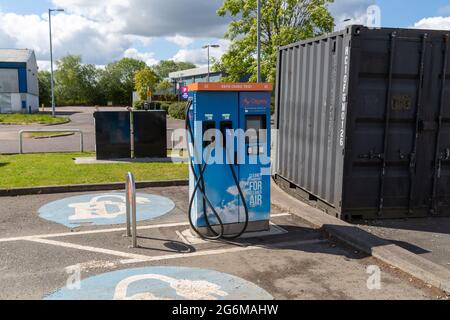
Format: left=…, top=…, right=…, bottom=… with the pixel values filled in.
left=45, top=266, right=273, bottom=300
left=38, top=192, right=175, bottom=227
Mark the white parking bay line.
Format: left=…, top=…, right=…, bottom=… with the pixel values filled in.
left=26, top=238, right=152, bottom=261
left=121, top=239, right=329, bottom=264
left=69, top=238, right=329, bottom=268
left=0, top=213, right=291, bottom=243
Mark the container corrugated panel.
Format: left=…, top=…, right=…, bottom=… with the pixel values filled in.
left=275, top=25, right=450, bottom=220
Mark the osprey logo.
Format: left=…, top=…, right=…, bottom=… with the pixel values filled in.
left=243, top=98, right=268, bottom=106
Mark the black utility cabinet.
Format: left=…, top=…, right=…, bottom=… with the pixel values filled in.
left=133, top=111, right=167, bottom=158
left=94, top=111, right=131, bottom=160
left=275, top=25, right=450, bottom=220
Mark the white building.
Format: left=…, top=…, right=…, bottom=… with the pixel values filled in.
left=0, top=49, right=39, bottom=114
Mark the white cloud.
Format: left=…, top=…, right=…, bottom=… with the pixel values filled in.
left=329, top=0, right=373, bottom=30
left=413, top=16, right=450, bottom=30
left=172, top=39, right=230, bottom=65
left=123, top=48, right=158, bottom=66
left=37, top=60, right=52, bottom=71
left=51, top=0, right=229, bottom=38
left=165, top=35, right=195, bottom=48
left=0, top=12, right=132, bottom=65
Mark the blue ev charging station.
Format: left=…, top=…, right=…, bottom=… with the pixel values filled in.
left=185, top=83, right=273, bottom=240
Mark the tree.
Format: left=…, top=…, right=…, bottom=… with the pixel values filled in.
left=38, top=71, right=51, bottom=107
left=101, top=58, right=147, bottom=105
left=54, top=55, right=102, bottom=105
left=216, top=0, right=334, bottom=83
left=156, top=79, right=173, bottom=94
left=152, top=60, right=196, bottom=79
left=134, top=67, right=159, bottom=101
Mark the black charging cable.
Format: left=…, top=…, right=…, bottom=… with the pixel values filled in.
left=185, top=99, right=249, bottom=240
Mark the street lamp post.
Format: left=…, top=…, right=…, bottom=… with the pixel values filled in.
left=48, top=8, right=64, bottom=117
left=257, top=0, right=261, bottom=83
left=202, top=44, right=220, bottom=82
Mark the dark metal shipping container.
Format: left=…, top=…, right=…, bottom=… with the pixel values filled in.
left=133, top=111, right=167, bottom=158
left=274, top=25, right=450, bottom=220
left=94, top=111, right=131, bottom=160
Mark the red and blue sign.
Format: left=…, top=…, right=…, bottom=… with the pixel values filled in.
left=181, top=86, right=189, bottom=100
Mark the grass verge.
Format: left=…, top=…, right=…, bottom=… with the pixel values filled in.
left=0, top=114, right=70, bottom=125
left=0, top=152, right=188, bottom=189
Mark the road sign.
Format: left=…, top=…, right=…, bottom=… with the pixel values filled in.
left=181, top=86, right=189, bottom=100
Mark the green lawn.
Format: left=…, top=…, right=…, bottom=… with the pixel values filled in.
left=0, top=114, right=70, bottom=125
left=0, top=152, right=188, bottom=189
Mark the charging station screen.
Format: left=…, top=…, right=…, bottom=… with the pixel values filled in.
left=246, top=115, right=266, bottom=145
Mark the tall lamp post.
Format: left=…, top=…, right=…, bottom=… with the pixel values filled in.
left=202, top=44, right=220, bottom=82
left=48, top=8, right=64, bottom=117
left=257, top=0, right=261, bottom=83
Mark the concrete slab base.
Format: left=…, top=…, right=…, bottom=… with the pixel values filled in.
left=177, top=223, right=288, bottom=245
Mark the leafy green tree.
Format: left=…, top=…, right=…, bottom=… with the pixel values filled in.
left=134, top=67, right=159, bottom=101
left=216, top=0, right=334, bottom=83
left=152, top=60, right=196, bottom=79
left=156, top=79, right=173, bottom=94
left=54, top=55, right=102, bottom=105
left=100, top=58, right=147, bottom=105
left=38, top=71, right=52, bottom=107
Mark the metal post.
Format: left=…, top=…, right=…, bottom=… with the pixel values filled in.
left=80, top=131, right=84, bottom=153
left=125, top=179, right=131, bottom=237
left=19, top=131, right=23, bottom=154
left=257, top=0, right=261, bottom=83
left=49, top=10, right=56, bottom=117
left=48, top=8, right=64, bottom=117
left=207, top=46, right=210, bottom=82
left=125, top=172, right=137, bottom=248
left=203, top=44, right=219, bottom=83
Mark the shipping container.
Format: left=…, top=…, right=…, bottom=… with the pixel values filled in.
left=274, top=25, right=450, bottom=220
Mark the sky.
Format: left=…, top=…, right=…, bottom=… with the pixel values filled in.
left=0, top=0, right=449, bottom=71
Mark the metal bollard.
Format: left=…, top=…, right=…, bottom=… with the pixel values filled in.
left=125, top=172, right=138, bottom=248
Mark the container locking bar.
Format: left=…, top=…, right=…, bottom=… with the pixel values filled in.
left=378, top=31, right=397, bottom=216
left=408, top=33, right=428, bottom=215
left=431, top=34, right=450, bottom=215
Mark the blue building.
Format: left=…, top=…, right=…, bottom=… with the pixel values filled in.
left=0, top=49, right=39, bottom=114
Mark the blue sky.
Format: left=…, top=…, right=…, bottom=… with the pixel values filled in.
left=0, top=0, right=449, bottom=70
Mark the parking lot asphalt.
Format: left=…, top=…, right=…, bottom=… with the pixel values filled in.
left=0, top=186, right=445, bottom=300
left=0, top=106, right=185, bottom=154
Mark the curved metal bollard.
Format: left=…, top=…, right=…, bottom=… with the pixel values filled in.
left=125, top=172, right=138, bottom=248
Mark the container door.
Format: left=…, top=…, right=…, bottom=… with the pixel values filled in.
left=426, top=34, right=450, bottom=215
left=345, top=31, right=433, bottom=217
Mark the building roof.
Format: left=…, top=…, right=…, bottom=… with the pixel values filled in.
left=0, top=49, right=34, bottom=63
left=169, top=66, right=216, bottom=79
